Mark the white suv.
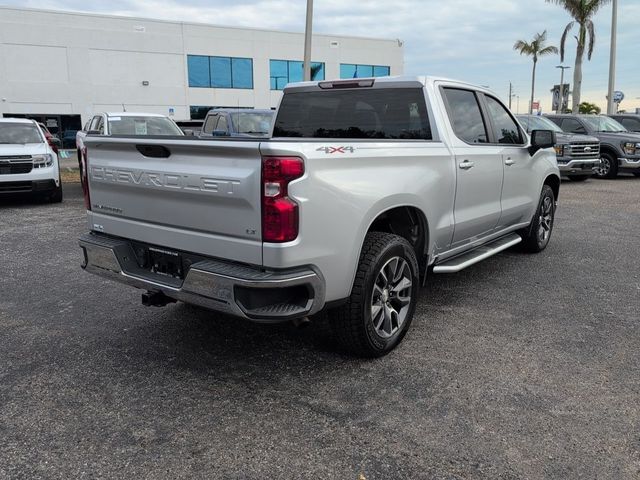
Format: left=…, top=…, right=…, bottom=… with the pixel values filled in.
left=0, top=118, right=62, bottom=202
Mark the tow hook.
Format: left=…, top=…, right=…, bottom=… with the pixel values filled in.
left=141, top=290, right=176, bottom=307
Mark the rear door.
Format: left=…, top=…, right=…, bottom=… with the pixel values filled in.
left=85, top=137, right=264, bottom=264
left=441, top=87, right=503, bottom=248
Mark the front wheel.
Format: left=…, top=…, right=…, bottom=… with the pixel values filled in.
left=329, top=232, right=419, bottom=357
left=518, top=184, right=555, bottom=253
left=594, top=152, right=618, bottom=179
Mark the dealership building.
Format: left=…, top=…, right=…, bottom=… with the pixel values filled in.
left=0, top=6, right=404, bottom=139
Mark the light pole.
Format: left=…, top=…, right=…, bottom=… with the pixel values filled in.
left=556, top=65, right=571, bottom=114
left=516, top=95, right=520, bottom=114
left=303, top=0, right=314, bottom=81
left=508, top=81, right=513, bottom=109
left=606, top=0, right=618, bottom=114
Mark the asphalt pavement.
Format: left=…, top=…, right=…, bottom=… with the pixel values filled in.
left=1, top=178, right=639, bottom=479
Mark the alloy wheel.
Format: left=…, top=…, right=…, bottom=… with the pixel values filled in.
left=370, top=256, right=413, bottom=339
left=595, top=156, right=610, bottom=177
left=537, top=196, right=553, bottom=244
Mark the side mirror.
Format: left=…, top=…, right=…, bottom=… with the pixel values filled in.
left=529, top=129, right=556, bottom=156
left=212, top=129, right=229, bottom=137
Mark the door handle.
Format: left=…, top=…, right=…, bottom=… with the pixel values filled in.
left=458, top=160, right=475, bottom=170
left=505, top=157, right=515, bottom=166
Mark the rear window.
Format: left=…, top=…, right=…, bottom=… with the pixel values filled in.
left=230, top=112, right=274, bottom=135
left=0, top=123, right=43, bottom=144
left=108, top=116, right=183, bottom=136
left=273, top=88, right=431, bottom=140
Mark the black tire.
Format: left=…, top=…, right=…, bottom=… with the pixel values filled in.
left=633, top=172, right=640, bottom=177
left=329, top=232, right=419, bottom=357
left=567, top=175, right=589, bottom=182
left=518, top=184, right=555, bottom=253
left=594, top=151, right=618, bottom=179
left=49, top=183, right=63, bottom=203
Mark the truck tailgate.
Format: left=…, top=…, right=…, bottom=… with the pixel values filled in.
left=84, top=136, right=263, bottom=264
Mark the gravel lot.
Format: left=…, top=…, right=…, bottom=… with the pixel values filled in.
left=1, top=178, right=639, bottom=479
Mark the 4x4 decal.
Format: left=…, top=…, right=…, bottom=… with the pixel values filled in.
left=316, top=146, right=355, bottom=154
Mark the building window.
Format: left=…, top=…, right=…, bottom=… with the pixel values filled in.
left=270, top=60, right=325, bottom=90
left=340, top=64, right=390, bottom=79
left=187, top=55, right=253, bottom=89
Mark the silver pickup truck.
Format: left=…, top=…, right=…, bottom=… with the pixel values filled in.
left=79, top=76, right=560, bottom=357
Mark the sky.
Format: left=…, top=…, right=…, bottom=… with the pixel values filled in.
left=7, top=0, right=640, bottom=113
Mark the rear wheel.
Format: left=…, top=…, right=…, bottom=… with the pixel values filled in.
left=329, top=232, right=419, bottom=357
left=518, top=185, right=555, bottom=253
left=567, top=175, right=589, bottom=182
left=594, top=152, right=618, bottom=179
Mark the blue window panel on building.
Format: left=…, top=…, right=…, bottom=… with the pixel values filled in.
left=271, top=60, right=325, bottom=90
left=270, top=60, right=288, bottom=90
left=188, top=55, right=210, bottom=87
left=311, top=62, right=325, bottom=81
left=340, top=64, right=356, bottom=79
left=232, top=58, right=253, bottom=89
left=211, top=57, right=232, bottom=88
left=373, top=65, right=390, bottom=77
left=340, top=63, right=390, bottom=79
left=289, top=61, right=304, bottom=83
left=358, top=65, right=374, bottom=78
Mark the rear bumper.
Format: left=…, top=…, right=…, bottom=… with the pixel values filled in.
left=79, top=232, right=325, bottom=322
left=557, top=158, right=600, bottom=174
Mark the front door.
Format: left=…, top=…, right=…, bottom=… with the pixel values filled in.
left=442, top=87, right=504, bottom=248
left=480, top=94, right=535, bottom=228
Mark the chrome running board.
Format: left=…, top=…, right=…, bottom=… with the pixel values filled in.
left=433, top=233, right=522, bottom=274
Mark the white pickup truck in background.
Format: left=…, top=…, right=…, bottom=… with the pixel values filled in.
left=79, top=76, right=559, bottom=357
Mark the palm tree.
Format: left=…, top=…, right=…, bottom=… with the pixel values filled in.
left=513, top=31, right=558, bottom=114
left=546, top=0, right=611, bottom=113
left=578, top=101, right=601, bottom=114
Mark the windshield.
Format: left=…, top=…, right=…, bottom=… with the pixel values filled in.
left=581, top=116, right=627, bottom=133
left=230, top=112, right=274, bottom=135
left=517, top=116, right=563, bottom=133
left=108, top=116, right=183, bottom=135
left=0, top=123, right=43, bottom=144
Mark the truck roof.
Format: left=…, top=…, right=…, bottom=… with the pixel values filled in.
left=103, top=112, right=169, bottom=118
left=282, top=75, right=498, bottom=96
left=0, top=117, right=37, bottom=124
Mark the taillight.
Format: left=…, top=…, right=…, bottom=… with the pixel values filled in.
left=81, top=146, right=91, bottom=210
left=261, top=156, right=304, bottom=242
left=47, top=137, right=58, bottom=154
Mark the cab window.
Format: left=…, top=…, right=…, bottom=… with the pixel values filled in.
left=560, top=118, right=587, bottom=134
left=484, top=95, right=523, bottom=144
left=216, top=115, right=229, bottom=133
left=442, top=88, right=488, bottom=144
left=203, top=114, right=218, bottom=134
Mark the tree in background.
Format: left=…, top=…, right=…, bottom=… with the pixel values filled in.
left=578, top=101, right=601, bottom=114
left=513, top=31, right=558, bottom=114
left=546, top=0, right=612, bottom=113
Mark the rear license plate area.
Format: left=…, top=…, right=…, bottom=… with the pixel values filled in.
left=147, top=247, right=184, bottom=279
